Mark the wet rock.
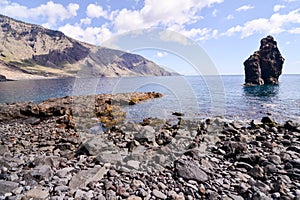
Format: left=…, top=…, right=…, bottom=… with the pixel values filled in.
left=172, top=112, right=184, bottom=117
left=261, top=116, right=276, bottom=125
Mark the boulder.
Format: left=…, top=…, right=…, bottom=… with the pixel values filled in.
left=174, top=159, right=209, bottom=182
left=244, top=35, right=285, bottom=85
left=0, top=74, right=6, bottom=82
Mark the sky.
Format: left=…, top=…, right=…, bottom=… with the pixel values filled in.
left=0, top=0, right=300, bottom=75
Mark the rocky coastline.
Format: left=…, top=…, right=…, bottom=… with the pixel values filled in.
left=0, top=93, right=300, bottom=199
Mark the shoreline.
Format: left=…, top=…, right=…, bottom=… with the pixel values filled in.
left=0, top=93, right=300, bottom=199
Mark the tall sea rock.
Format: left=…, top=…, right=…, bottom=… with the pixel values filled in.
left=244, top=35, right=285, bottom=85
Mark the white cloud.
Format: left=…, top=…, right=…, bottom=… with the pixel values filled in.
left=180, top=27, right=218, bottom=41
left=112, top=0, right=223, bottom=40
left=222, top=25, right=242, bottom=37
left=31, top=2, right=79, bottom=26
left=1, top=0, right=225, bottom=44
left=274, top=5, right=285, bottom=12
left=0, top=1, right=79, bottom=27
left=86, top=4, right=107, bottom=19
left=157, top=51, right=168, bottom=58
left=59, top=23, right=112, bottom=45
left=114, top=0, right=223, bottom=32
left=236, top=5, right=254, bottom=12
left=226, top=14, right=234, bottom=20
left=224, top=8, right=300, bottom=38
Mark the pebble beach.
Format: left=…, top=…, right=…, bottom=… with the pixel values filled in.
left=0, top=92, right=300, bottom=200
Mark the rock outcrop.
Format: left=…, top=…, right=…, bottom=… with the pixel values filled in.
left=0, top=92, right=163, bottom=128
left=244, top=35, right=285, bottom=85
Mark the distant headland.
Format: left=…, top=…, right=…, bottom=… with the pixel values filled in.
left=0, top=14, right=175, bottom=80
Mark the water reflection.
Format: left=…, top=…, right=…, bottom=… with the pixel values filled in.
left=243, top=84, right=279, bottom=98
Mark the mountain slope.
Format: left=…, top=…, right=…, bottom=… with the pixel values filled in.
left=0, top=14, right=174, bottom=79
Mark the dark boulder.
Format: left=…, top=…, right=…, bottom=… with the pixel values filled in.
left=0, top=74, right=7, bottom=82
left=244, top=35, right=285, bottom=85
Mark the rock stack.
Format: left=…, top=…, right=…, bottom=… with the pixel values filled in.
left=244, top=35, right=285, bottom=85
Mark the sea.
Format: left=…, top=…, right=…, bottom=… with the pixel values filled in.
left=0, top=75, right=299, bottom=123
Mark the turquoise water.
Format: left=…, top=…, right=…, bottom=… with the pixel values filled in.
left=0, top=75, right=299, bottom=122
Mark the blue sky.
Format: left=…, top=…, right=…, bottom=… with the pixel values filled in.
left=0, top=0, right=300, bottom=75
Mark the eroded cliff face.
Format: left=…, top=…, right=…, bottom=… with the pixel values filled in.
left=244, top=36, right=285, bottom=85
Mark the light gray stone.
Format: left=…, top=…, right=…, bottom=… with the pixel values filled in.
left=127, top=160, right=140, bottom=170
left=174, top=159, right=209, bottom=182
left=56, top=167, right=74, bottom=178
left=0, top=180, right=18, bottom=196
left=152, top=189, right=167, bottom=199
left=69, top=164, right=110, bottom=191
left=25, top=187, right=49, bottom=199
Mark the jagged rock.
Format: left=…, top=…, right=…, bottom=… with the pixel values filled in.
left=244, top=35, right=285, bottom=85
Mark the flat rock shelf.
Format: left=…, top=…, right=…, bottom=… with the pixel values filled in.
left=0, top=93, right=300, bottom=199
